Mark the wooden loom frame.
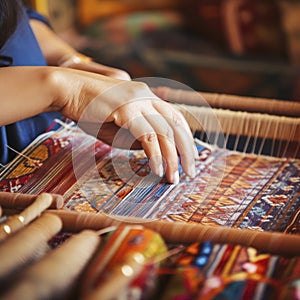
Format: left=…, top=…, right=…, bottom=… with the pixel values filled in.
left=1, top=193, right=300, bottom=258
left=0, top=91, right=300, bottom=297
left=155, top=87, right=300, bottom=158
left=1, top=193, right=299, bottom=299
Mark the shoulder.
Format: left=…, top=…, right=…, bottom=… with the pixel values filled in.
left=25, top=7, right=51, bottom=27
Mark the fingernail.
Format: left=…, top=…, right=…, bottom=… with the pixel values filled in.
left=172, top=171, right=180, bottom=185
left=149, top=158, right=164, bottom=177
left=189, top=165, right=196, bottom=178
left=158, top=164, right=164, bottom=177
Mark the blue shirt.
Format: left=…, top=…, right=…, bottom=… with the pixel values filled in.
left=0, top=6, right=61, bottom=165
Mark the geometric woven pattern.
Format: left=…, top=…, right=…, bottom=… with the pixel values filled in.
left=1, top=125, right=299, bottom=235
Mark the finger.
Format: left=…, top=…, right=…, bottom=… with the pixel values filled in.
left=149, top=92, right=195, bottom=144
left=153, top=102, right=196, bottom=178
left=126, top=115, right=164, bottom=178
left=80, top=121, right=142, bottom=149
left=143, top=112, right=180, bottom=184
left=68, top=61, right=131, bottom=80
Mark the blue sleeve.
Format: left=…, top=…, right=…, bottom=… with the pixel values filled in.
left=25, top=7, right=52, bottom=28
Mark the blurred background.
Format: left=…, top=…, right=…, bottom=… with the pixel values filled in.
left=26, top=0, right=300, bottom=101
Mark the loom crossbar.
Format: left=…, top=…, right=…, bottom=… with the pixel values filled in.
left=176, top=104, right=300, bottom=142
left=50, top=210, right=300, bottom=258
left=156, top=87, right=300, bottom=117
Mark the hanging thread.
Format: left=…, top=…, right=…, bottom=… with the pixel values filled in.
left=5, top=144, right=41, bottom=167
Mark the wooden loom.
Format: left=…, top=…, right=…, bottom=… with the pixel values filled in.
left=0, top=90, right=299, bottom=232
left=0, top=91, right=300, bottom=298
left=154, top=87, right=300, bottom=158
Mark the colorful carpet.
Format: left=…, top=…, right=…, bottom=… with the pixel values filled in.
left=1, top=124, right=299, bottom=232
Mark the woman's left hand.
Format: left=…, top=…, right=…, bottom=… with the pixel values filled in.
left=30, top=19, right=131, bottom=81
left=59, top=54, right=131, bottom=81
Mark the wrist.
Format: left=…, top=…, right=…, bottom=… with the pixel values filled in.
left=45, top=67, right=69, bottom=112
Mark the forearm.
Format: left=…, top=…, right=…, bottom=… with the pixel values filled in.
left=0, top=66, right=60, bottom=126
left=0, top=65, right=119, bottom=126
left=29, top=19, right=131, bottom=80
left=29, top=19, right=87, bottom=66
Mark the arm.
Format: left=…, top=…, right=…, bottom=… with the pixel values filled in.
left=29, top=19, right=131, bottom=80
left=0, top=66, right=57, bottom=125
left=0, top=66, right=196, bottom=184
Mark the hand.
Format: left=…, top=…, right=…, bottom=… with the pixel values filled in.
left=29, top=19, right=131, bottom=81
left=54, top=69, right=196, bottom=184
left=59, top=54, right=131, bottom=81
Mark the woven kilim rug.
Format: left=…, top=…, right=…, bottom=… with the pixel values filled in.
left=1, top=124, right=299, bottom=232
left=0, top=124, right=299, bottom=299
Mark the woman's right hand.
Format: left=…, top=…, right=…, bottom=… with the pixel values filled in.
left=53, top=67, right=196, bottom=184
left=0, top=66, right=196, bottom=184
